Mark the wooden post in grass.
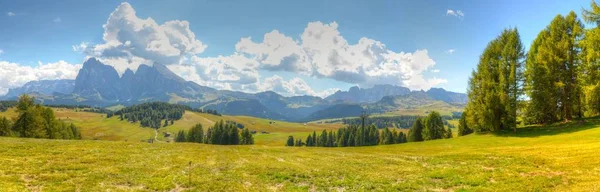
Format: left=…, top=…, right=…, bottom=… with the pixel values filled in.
left=188, top=161, right=192, bottom=185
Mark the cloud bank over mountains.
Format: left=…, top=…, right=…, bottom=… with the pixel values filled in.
left=1, top=2, right=447, bottom=97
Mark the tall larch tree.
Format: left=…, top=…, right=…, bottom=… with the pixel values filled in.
left=466, top=28, right=525, bottom=132
left=524, top=12, right=584, bottom=123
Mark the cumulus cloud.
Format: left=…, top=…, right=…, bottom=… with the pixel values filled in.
left=446, top=9, right=464, bottom=19
left=0, top=60, right=82, bottom=95
left=236, top=21, right=444, bottom=90
left=241, top=75, right=339, bottom=98
left=446, top=49, right=455, bottom=54
left=79, top=2, right=207, bottom=73
left=7, top=12, right=15, bottom=17
left=75, top=3, right=445, bottom=97
left=431, top=69, right=440, bottom=73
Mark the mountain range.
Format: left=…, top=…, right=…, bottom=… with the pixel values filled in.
left=1, top=58, right=467, bottom=122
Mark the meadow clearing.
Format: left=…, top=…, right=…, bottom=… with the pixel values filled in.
left=1, top=107, right=600, bottom=191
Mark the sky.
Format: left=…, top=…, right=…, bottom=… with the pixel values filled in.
left=0, top=0, right=594, bottom=97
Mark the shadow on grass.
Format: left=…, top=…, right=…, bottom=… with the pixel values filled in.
left=490, top=117, right=600, bottom=138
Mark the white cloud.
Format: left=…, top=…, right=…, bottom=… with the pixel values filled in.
left=242, top=75, right=338, bottom=98
left=236, top=21, right=444, bottom=90
left=0, top=49, right=3, bottom=55
left=446, top=49, right=455, bottom=54
left=53, top=17, right=61, bottom=23
left=78, top=2, right=207, bottom=73
left=75, top=3, right=445, bottom=97
left=446, top=9, right=464, bottom=19
left=431, top=69, right=440, bottom=73
left=7, top=12, right=15, bottom=17
left=0, top=60, right=82, bottom=95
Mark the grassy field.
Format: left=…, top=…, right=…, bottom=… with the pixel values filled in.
left=0, top=108, right=342, bottom=145
left=1, top=117, right=600, bottom=191
left=3, top=107, right=600, bottom=191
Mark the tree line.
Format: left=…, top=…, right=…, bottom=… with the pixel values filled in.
left=0, top=95, right=81, bottom=140
left=0, top=101, right=18, bottom=112
left=107, top=102, right=221, bottom=129
left=341, top=115, right=454, bottom=129
left=287, top=110, right=451, bottom=147
left=464, top=2, right=600, bottom=134
left=175, top=120, right=253, bottom=145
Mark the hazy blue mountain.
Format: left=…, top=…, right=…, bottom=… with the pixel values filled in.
left=425, top=88, right=468, bottom=104
left=325, top=84, right=467, bottom=105
left=5, top=57, right=466, bottom=122
left=325, top=84, right=411, bottom=103
left=3, top=79, right=75, bottom=99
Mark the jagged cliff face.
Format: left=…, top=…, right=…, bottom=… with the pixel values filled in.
left=325, top=84, right=412, bottom=103
left=72, top=58, right=217, bottom=102
left=4, top=79, right=75, bottom=98
left=73, top=58, right=122, bottom=101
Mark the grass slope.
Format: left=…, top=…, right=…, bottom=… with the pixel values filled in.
left=0, top=108, right=342, bottom=145
left=1, top=119, right=600, bottom=190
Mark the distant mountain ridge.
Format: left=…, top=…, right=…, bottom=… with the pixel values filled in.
left=325, top=84, right=466, bottom=104
left=2, top=58, right=466, bottom=122
left=4, top=80, right=75, bottom=98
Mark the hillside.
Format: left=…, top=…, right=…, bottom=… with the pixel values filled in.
left=0, top=107, right=342, bottom=145
left=1, top=119, right=600, bottom=190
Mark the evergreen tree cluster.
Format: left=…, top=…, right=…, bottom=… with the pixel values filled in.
left=0, top=101, right=18, bottom=112
left=465, top=2, right=600, bottom=132
left=0, top=95, right=81, bottom=140
left=342, top=115, right=454, bottom=129
left=342, top=116, right=420, bottom=129
left=107, top=102, right=220, bottom=129
left=408, top=111, right=453, bottom=141
left=289, top=124, right=410, bottom=147
left=225, top=120, right=245, bottom=129
left=175, top=120, right=253, bottom=145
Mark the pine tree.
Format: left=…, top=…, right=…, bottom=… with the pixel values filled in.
left=423, top=111, right=444, bottom=140
left=0, top=117, right=12, bottom=136
left=466, top=28, right=525, bottom=132
left=175, top=130, right=187, bottom=142
left=408, top=118, right=424, bottom=142
left=524, top=12, right=584, bottom=124
left=458, top=113, right=473, bottom=136
left=164, top=119, right=169, bottom=127
left=306, top=135, right=313, bottom=147
left=286, top=136, right=295, bottom=146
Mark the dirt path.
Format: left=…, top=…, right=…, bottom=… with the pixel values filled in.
left=153, top=129, right=165, bottom=143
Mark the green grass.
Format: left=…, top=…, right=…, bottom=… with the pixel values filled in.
left=3, top=108, right=600, bottom=190
left=0, top=107, right=342, bottom=145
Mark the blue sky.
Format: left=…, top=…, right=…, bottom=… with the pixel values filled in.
left=0, top=0, right=594, bottom=96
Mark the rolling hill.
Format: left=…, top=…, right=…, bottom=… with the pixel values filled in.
left=1, top=117, right=600, bottom=190
left=0, top=107, right=343, bottom=145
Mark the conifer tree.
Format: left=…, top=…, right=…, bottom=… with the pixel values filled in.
left=175, top=130, right=187, bottom=142
left=408, top=118, right=424, bottom=142
left=0, top=117, right=12, bottom=136
left=457, top=113, right=473, bottom=136
left=286, top=136, right=295, bottom=146
left=466, top=28, right=525, bottom=131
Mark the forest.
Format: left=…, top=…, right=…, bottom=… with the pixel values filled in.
left=0, top=95, right=81, bottom=140
left=108, top=102, right=221, bottom=129
left=287, top=111, right=452, bottom=147
left=462, top=2, right=600, bottom=134
left=175, top=120, right=254, bottom=145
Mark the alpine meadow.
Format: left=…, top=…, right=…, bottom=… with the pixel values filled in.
left=1, top=0, right=600, bottom=191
